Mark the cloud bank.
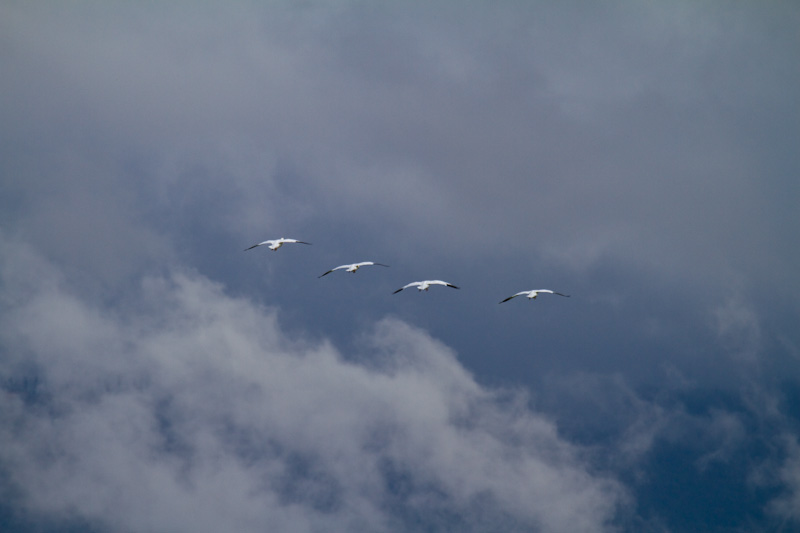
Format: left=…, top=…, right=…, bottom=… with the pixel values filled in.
left=0, top=239, right=624, bottom=533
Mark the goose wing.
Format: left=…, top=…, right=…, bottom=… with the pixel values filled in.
left=244, top=240, right=271, bottom=251
left=318, top=264, right=352, bottom=278
left=499, top=293, right=521, bottom=303
left=535, top=289, right=570, bottom=297
left=429, top=280, right=460, bottom=289
left=393, top=281, right=421, bottom=294
left=499, top=290, right=531, bottom=303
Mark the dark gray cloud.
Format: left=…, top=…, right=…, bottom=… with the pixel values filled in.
left=3, top=1, right=797, bottom=301
left=1, top=2, right=799, bottom=531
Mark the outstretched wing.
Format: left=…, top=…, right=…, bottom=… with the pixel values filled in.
left=535, top=289, right=570, bottom=297
left=500, top=290, right=537, bottom=303
left=393, top=281, right=420, bottom=294
left=244, top=240, right=269, bottom=251
left=429, top=280, right=460, bottom=289
left=318, top=264, right=350, bottom=278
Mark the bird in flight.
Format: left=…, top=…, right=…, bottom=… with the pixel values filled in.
left=244, top=238, right=311, bottom=251
left=499, top=289, right=570, bottom=303
left=319, top=262, right=389, bottom=278
left=393, top=280, right=460, bottom=294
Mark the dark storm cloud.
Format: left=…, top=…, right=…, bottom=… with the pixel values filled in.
left=2, top=2, right=796, bottom=287
left=4, top=0, right=796, bottom=303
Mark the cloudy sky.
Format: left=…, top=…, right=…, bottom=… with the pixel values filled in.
left=1, top=2, right=799, bottom=531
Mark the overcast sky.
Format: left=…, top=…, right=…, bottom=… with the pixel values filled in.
left=1, top=2, right=799, bottom=532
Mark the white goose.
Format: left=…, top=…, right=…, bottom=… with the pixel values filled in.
left=244, top=238, right=311, bottom=251
left=499, top=289, right=570, bottom=303
left=393, top=280, right=460, bottom=294
left=319, top=262, right=389, bottom=278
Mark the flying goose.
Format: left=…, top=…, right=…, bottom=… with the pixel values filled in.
left=319, top=262, right=389, bottom=278
left=499, top=289, right=570, bottom=303
left=244, top=238, right=311, bottom=251
left=393, top=280, right=460, bottom=294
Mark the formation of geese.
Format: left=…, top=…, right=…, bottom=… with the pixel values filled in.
left=245, top=237, right=569, bottom=304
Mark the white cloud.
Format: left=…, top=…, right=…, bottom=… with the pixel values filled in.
left=0, top=239, right=625, bottom=532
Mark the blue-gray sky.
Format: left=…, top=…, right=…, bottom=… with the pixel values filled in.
left=1, top=2, right=799, bottom=532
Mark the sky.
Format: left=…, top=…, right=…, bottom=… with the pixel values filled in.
left=1, top=1, right=799, bottom=532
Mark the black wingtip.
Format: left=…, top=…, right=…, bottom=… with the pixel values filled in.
left=392, top=288, right=403, bottom=294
